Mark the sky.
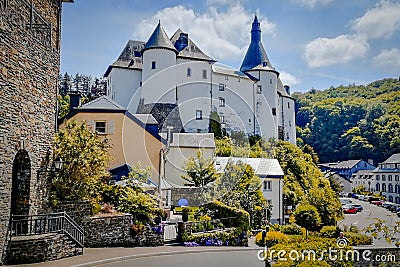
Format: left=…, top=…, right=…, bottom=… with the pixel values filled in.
left=60, top=0, right=400, bottom=93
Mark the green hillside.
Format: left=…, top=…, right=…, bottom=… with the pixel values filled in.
left=294, top=78, right=400, bottom=164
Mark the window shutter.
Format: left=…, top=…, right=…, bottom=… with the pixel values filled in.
left=107, top=120, right=114, bottom=134
left=87, top=120, right=94, bottom=131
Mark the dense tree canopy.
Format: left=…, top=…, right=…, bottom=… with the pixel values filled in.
left=294, top=78, right=400, bottom=163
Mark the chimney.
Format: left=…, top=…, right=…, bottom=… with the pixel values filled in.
left=69, top=92, right=81, bottom=111
left=284, top=85, right=290, bottom=95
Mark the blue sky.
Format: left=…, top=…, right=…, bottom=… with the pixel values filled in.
left=60, top=0, right=400, bottom=92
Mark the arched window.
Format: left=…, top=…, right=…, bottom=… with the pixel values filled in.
left=376, top=183, right=380, bottom=192
left=389, top=196, right=393, bottom=202
left=382, top=183, right=386, bottom=192
left=388, top=184, right=393, bottom=193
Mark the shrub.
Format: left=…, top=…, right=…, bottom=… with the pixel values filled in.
left=255, top=230, right=288, bottom=247
left=320, top=226, right=340, bottom=238
left=183, top=228, right=247, bottom=246
left=293, top=203, right=321, bottom=233
left=281, top=224, right=302, bottom=235
left=202, top=201, right=250, bottom=231
left=345, top=232, right=372, bottom=246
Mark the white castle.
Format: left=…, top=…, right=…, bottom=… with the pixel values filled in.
left=104, top=15, right=296, bottom=143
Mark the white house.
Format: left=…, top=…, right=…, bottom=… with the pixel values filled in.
left=104, top=15, right=296, bottom=144
left=373, top=153, right=400, bottom=203
left=214, top=157, right=284, bottom=224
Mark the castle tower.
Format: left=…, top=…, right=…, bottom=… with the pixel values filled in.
left=240, top=15, right=280, bottom=138
left=141, top=21, right=178, bottom=104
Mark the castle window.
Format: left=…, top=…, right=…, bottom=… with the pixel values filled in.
left=272, top=108, right=276, bottom=116
left=220, top=115, right=225, bottom=123
left=219, top=98, right=225, bottom=107
left=196, top=110, right=202, bottom=120
left=187, top=67, right=191, bottom=77
left=151, top=61, right=156, bottom=69
left=219, top=83, right=225, bottom=91
left=95, top=121, right=106, bottom=134
left=263, top=61, right=268, bottom=67
left=202, top=69, right=207, bottom=79
left=270, top=79, right=272, bottom=84
left=288, top=102, right=290, bottom=109
left=256, top=85, right=262, bottom=94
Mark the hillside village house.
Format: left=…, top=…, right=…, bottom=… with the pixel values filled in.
left=60, top=95, right=165, bottom=184
left=319, top=159, right=375, bottom=180
left=351, top=153, right=400, bottom=204
left=214, top=157, right=284, bottom=224
left=104, top=15, right=296, bottom=144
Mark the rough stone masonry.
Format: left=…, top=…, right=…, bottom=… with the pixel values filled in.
left=0, top=0, right=67, bottom=263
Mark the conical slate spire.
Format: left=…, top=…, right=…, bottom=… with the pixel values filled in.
left=240, top=15, right=272, bottom=72
left=142, top=21, right=178, bottom=53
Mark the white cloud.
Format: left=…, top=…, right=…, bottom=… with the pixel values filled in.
left=373, top=48, right=400, bottom=67
left=291, top=0, right=333, bottom=8
left=303, top=34, right=369, bottom=68
left=280, top=71, right=300, bottom=86
left=134, top=5, right=276, bottom=61
left=351, top=0, right=400, bottom=40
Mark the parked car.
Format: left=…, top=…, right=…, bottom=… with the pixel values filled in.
left=351, top=204, right=363, bottom=212
left=382, top=202, right=395, bottom=209
left=343, top=204, right=358, bottom=214
left=389, top=205, right=400, bottom=212
left=368, top=197, right=381, bottom=203
left=339, top=198, right=353, bottom=205
left=371, top=200, right=384, bottom=206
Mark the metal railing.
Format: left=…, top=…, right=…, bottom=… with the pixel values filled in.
left=11, top=212, right=84, bottom=249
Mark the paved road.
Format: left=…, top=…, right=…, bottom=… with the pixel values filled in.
left=97, top=250, right=264, bottom=267
left=338, top=199, right=400, bottom=247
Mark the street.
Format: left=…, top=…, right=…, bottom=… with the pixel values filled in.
left=338, top=199, right=400, bottom=247
left=97, top=250, right=264, bottom=267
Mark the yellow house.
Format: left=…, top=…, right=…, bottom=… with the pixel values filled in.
left=60, top=96, right=165, bottom=184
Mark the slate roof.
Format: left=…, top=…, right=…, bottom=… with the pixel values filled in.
left=104, top=40, right=144, bottom=76
left=142, top=21, right=177, bottom=53
left=320, top=160, right=362, bottom=169
left=382, top=153, right=400, bottom=164
left=213, top=65, right=248, bottom=78
left=214, top=157, right=284, bottom=178
left=240, top=15, right=274, bottom=73
left=170, top=133, right=215, bottom=148
left=133, top=114, right=158, bottom=125
left=79, top=96, right=125, bottom=110
left=277, top=78, right=291, bottom=98
left=170, top=29, right=215, bottom=62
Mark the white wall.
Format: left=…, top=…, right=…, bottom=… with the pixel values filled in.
left=262, top=177, right=283, bottom=224
left=107, top=68, right=142, bottom=113
left=280, top=96, right=296, bottom=144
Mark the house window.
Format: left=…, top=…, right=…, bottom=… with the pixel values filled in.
left=272, top=108, right=276, bottom=116
left=263, top=180, right=272, bottom=191
left=376, top=175, right=380, bottom=181
left=395, top=175, right=399, bottom=182
left=389, top=175, right=393, bottom=181
left=389, top=196, right=393, bottom=202
left=382, top=175, right=386, bottom=181
left=225, top=76, right=228, bottom=80
left=187, top=67, right=191, bottom=77
left=256, top=85, right=262, bottom=94
left=389, top=184, right=393, bottom=193
left=220, top=115, right=225, bottom=123
left=382, top=183, right=386, bottom=192
left=196, top=110, right=202, bottom=120
left=151, top=61, right=156, bottom=69
left=202, top=69, right=207, bottom=79
left=219, top=98, right=225, bottom=107
left=95, top=121, right=106, bottom=134
left=376, top=183, right=380, bottom=191
left=219, top=83, right=225, bottom=91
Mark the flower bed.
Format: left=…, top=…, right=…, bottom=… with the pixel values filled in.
left=183, top=228, right=248, bottom=247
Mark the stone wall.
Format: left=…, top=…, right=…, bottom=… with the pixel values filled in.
left=5, top=233, right=82, bottom=265
left=82, top=214, right=164, bottom=247
left=0, top=0, right=65, bottom=263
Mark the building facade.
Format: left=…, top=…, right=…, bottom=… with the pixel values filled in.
left=0, top=0, right=71, bottom=263
left=373, top=154, right=400, bottom=203
left=105, top=15, right=296, bottom=144
left=319, top=159, right=375, bottom=180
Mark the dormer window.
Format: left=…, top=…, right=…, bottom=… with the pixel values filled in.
left=151, top=61, right=156, bottom=69
left=263, top=61, right=268, bottom=67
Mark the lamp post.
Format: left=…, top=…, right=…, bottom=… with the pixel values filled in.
left=37, top=158, right=63, bottom=179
